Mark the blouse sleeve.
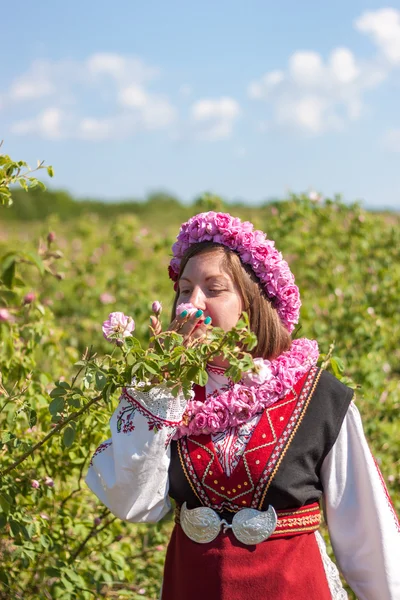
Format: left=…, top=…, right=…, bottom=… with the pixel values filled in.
left=85, top=384, right=188, bottom=523
left=320, top=401, right=400, bottom=600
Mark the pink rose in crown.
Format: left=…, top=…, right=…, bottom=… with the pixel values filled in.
left=214, top=213, right=233, bottom=232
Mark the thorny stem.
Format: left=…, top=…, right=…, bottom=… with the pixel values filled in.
left=320, top=342, right=335, bottom=370
left=0, top=393, right=103, bottom=477
left=69, top=511, right=116, bottom=563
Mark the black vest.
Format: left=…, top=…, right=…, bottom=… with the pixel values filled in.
left=168, top=368, right=354, bottom=518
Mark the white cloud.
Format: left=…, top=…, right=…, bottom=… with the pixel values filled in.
left=355, top=8, right=400, bottom=65
left=4, top=53, right=176, bottom=141
left=191, top=97, right=240, bottom=140
left=248, top=71, right=284, bottom=99
left=248, top=9, right=400, bottom=135
left=289, top=51, right=324, bottom=86
left=86, top=53, right=159, bottom=84
left=11, top=108, right=65, bottom=139
left=248, top=46, right=370, bottom=134
left=383, top=128, right=400, bottom=151
left=119, top=84, right=148, bottom=108
left=9, top=61, right=55, bottom=101
left=329, top=48, right=359, bottom=84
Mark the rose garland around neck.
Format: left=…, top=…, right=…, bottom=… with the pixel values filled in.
left=173, top=338, right=319, bottom=439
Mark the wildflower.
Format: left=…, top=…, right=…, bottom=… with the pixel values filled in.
left=23, top=292, right=36, bottom=305
left=0, top=308, right=11, bottom=322
left=100, top=292, right=116, bottom=305
left=309, top=190, right=322, bottom=203
left=31, top=480, right=40, bottom=489
left=102, top=312, right=135, bottom=344
left=152, top=301, right=162, bottom=316
left=47, top=232, right=56, bottom=244
left=44, top=476, right=54, bottom=487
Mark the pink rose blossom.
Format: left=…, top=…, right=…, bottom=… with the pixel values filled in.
left=0, top=308, right=12, bottom=322
left=176, top=302, right=197, bottom=316
left=243, top=358, right=273, bottom=386
left=102, top=312, right=135, bottom=343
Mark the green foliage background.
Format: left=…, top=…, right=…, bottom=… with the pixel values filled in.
left=1, top=184, right=399, bottom=600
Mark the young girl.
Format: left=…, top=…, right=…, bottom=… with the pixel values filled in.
left=86, top=211, right=400, bottom=599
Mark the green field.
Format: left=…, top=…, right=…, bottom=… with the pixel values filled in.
left=1, top=188, right=399, bottom=599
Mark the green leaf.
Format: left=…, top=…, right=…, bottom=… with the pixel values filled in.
left=18, top=178, right=28, bottom=191
left=195, top=369, right=208, bottom=387
left=56, top=381, right=70, bottom=389
left=1, top=260, right=15, bottom=288
left=49, top=396, right=65, bottom=415
left=63, top=424, right=76, bottom=448
left=143, top=360, right=158, bottom=375
left=19, top=251, right=45, bottom=275
left=29, top=409, right=37, bottom=427
left=0, top=492, right=11, bottom=514
left=47, top=165, right=54, bottom=177
left=50, top=387, right=66, bottom=398
left=95, top=371, right=107, bottom=391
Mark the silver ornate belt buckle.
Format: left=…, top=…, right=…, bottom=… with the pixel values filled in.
left=180, top=502, right=277, bottom=545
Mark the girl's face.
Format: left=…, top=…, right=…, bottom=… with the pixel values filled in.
left=177, top=251, right=243, bottom=332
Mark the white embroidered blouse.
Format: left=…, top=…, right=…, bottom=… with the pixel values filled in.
left=86, top=368, right=400, bottom=600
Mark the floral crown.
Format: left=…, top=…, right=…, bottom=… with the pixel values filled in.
left=168, top=211, right=301, bottom=333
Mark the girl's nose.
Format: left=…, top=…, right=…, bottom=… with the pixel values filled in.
left=188, top=287, right=206, bottom=310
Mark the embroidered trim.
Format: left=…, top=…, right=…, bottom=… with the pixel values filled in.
left=211, top=414, right=261, bottom=476
left=177, top=438, right=203, bottom=503
left=257, top=366, right=321, bottom=508
left=122, top=385, right=187, bottom=429
left=90, top=440, right=112, bottom=466
left=315, top=531, right=348, bottom=599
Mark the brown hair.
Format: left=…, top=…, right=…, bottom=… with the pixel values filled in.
left=171, top=242, right=292, bottom=359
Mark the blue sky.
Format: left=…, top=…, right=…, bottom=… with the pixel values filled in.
left=1, top=1, right=400, bottom=208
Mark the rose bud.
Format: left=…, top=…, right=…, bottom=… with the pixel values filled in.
left=152, top=301, right=162, bottom=316
left=31, top=479, right=40, bottom=489
left=44, top=476, right=54, bottom=487
left=23, top=292, right=36, bottom=305
left=47, top=232, right=56, bottom=244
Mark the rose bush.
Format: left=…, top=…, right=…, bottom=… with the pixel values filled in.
left=0, top=147, right=399, bottom=599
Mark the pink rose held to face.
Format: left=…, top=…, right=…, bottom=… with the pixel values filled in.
left=176, top=302, right=197, bottom=316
